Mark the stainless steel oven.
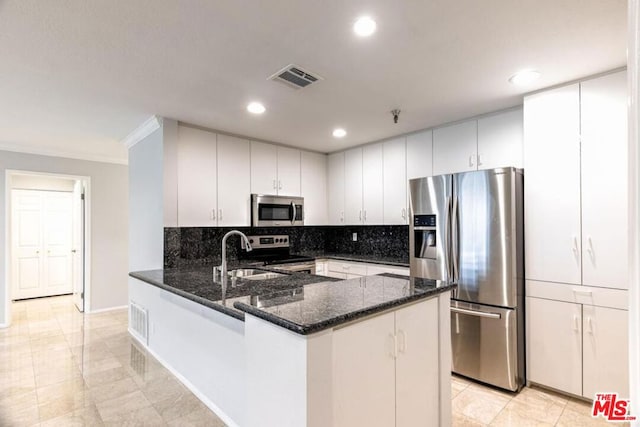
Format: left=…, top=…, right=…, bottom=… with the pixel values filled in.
left=251, top=194, right=304, bottom=227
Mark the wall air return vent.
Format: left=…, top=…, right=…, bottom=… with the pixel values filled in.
left=268, top=64, right=323, bottom=89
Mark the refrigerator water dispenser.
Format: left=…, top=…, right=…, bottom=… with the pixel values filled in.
left=413, top=214, right=437, bottom=259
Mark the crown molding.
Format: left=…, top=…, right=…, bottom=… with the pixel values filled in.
left=121, top=116, right=163, bottom=149
left=0, top=143, right=128, bottom=165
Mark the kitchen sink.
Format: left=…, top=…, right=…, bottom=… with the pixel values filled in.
left=228, top=269, right=286, bottom=280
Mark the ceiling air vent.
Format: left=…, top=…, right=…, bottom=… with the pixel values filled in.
left=268, top=64, right=323, bottom=89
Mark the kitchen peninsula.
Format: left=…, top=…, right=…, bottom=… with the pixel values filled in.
left=129, top=265, right=454, bottom=427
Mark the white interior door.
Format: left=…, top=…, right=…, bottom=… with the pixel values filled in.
left=11, top=189, right=73, bottom=300
left=72, top=181, right=85, bottom=311
left=11, top=190, right=44, bottom=300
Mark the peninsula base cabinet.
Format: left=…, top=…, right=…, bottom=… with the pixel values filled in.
left=526, top=282, right=629, bottom=399
left=246, top=293, right=452, bottom=427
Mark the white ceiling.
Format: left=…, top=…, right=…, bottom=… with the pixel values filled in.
left=0, top=0, right=627, bottom=163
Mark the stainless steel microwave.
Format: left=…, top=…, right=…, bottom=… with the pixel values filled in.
left=251, top=194, right=304, bottom=227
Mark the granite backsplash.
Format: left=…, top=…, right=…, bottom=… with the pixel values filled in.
left=164, top=225, right=409, bottom=269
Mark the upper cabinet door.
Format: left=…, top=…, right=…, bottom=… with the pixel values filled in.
left=363, top=144, right=384, bottom=225
left=276, top=146, right=301, bottom=196
left=250, top=141, right=278, bottom=195
left=477, top=108, right=523, bottom=170
left=328, top=152, right=345, bottom=225
left=406, top=130, right=433, bottom=180
left=218, top=135, right=251, bottom=226
left=301, top=151, right=328, bottom=225
left=524, top=84, right=582, bottom=285
left=580, top=71, right=628, bottom=289
left=177, top=126, right=217, bottom=227
left=383, top=138, right=407, bottom=225
left=344, top=148, right=364, bottom=225
left=433, top=121, right=477, bottom=175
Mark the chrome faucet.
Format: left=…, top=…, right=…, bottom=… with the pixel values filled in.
left=215, top=230, right=252, bottom=284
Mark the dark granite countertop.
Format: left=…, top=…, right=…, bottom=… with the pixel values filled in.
left=295, top=251, right=409, bottom=267
left=130, top=264, right=454, bottom=335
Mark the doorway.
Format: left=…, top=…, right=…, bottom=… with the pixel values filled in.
left=6, top=171, right=89, bottom=317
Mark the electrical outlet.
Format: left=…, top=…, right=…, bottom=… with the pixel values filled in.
left=352, top=232, right=358, bottom=241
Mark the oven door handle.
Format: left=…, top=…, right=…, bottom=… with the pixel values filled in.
left=291, top=202, right=297, bottom=225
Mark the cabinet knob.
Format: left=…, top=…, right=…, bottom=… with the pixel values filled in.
left=469, top=155, right=475, bottom=167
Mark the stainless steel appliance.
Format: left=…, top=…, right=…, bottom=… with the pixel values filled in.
left=241, top=234, right=316, bottom=274
left=409, top=167, right=524, bottom=391
left=251, top=194, right=304, bottom=227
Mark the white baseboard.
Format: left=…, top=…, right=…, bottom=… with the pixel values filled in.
left=89, top=304, right=128, bottom=314
left=126, top=329, right=240, bottom=427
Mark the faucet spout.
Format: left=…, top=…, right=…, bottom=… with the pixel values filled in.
left=218, top=230, right=252, bottom=286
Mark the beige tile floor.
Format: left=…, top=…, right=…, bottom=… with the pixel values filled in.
left=0, top=295, right=622, bottom=427
left=0, top=295, right=225, bottom=426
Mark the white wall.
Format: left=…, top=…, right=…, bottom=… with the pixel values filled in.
left=628, top=0, right=639, bottom=418
left=0, top=150, right=128, bottom=323
left=128, top=127, right=164, bottom=271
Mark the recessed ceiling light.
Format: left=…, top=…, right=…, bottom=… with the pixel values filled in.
left=247, top=102, right=266, bottom=114
left=509, top=70, right=541, bottom=86
left=333, top=128, right=347, bottom=138
left=353, top=17, right=376, bottom=37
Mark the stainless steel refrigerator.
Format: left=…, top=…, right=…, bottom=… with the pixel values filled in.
left=409, top=167, right=524, bottom=391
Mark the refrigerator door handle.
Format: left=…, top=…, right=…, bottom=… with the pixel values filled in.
left=445, top=196, right=453, bottom=281
left=451, top=306, right=501, bottom=319
left=452, top=196, right=460, bottom=283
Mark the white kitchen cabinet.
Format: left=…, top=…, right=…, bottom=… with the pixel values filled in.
left=527, top=294, right=629, bottom=399
left=477, top=108, right=523, bottom=170
left=524, top=84, right=582, bottom=285
left=526, top=297, right=582, bottom=396
left=217, top=134, right=251, bottom=226
left=333, top=311, right=396, bottom=427
left=250, top=141, right=300, bottom=196
left=328, top=152, right=345, bottom=225
left=383, top=138, right=408, bottom=225
left=580, top=71, right=628, bottom=289
left=363, top=143, right=383, bottom=224
left=433, top=121, right=477, bottom=175
left=250, top=141, right=278, bottom=195
left=301, top=151, right=328, bottom=225
left=583, top=305, right=629, bottom=398
left=406, top=130, right=433, bottom=180
left=344, top=148, right=363, bottom=225
left=177, top=126, right=217, bottom=227
left=333, top=297, right=440, bottom=427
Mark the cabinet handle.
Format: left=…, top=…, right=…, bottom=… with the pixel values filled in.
left=210, top=209, right=216, bottom=220
left=572, top=315, right=580, bottom=332
left=586, top=236, right=594, bottom=262
left=398, top=330, right=407, bottom=354
left=340, top=211, right=344, bottom=223
left=389, top=333, right=398, bottom=359
left=273, top=180, right=277, bottom=189
left=469, top=155, right=475, bottom=167
left=363, top=210, right=367, bottom=221
left=359, top=210, right=362, bottom=221
left=572, top=236, right=580, bottom=260
left=586, top=317, right=594, bottom=335
left=572, top=288, right=592, bottom=296
left=278, top=180, right=282, bottom=190
left=477, top=154, right=483, bottom=167
left=401, top=208, right=406, bottom=219
left=219, top=208, right=223, bottom=221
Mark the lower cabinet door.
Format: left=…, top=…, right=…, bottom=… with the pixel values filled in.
left=582, top=305, right=629, bottom=398
left=395, top=299, right=439, bottom=427
left=526, top=297, right=582, bottom=395
left=333, top=312, right=396, bottom=427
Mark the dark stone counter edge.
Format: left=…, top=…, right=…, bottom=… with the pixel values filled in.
left=234, top=277, right=456, bottom=336
left=129, top=271, right=245, bottom=321
left=314, top=255, right=409, bottom=267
